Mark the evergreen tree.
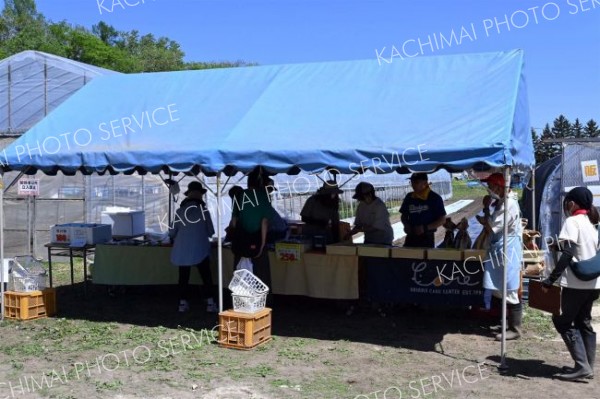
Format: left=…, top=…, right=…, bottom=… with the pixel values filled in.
left=537, top=123, right=558, bottom=163
left=585, top=119, right=599, bottom=138
left=552, top=114, right=572, bottom=139
left=572, top=118, right=583, bottom=138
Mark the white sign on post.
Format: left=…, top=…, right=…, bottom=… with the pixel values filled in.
left=581, top=160, right=599, bottom=183
left=17, top=178, right=40, bottom=196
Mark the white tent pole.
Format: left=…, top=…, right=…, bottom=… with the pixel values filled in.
left=32, top=194, right=37, bottom=258
left=1, top=172, right=5, bottom=322
left=531, top=166, right=536, bottom=231
left=27, top=195, right=31, bottom=255
left=216, top=172, right=223, bottom=312
left=499, top=167, right=512, bottom=370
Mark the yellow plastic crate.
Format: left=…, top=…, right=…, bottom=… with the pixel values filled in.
left=218, top=308, right=272, bottom=350
left=3, top=288, right=56, bottom=320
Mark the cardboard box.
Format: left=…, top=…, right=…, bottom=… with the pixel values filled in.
left=326, top=243, right=358, bottom=256
left=50, top=223, right=112, bottom=245
left=390, top=247, right=426, bottom=259
left=427, top=249, right=463, bottom=261
left=101, top=210, right=145, bottom=237
left=357, top=245, right=390, bottom=258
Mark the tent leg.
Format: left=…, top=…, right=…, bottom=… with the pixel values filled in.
left=216, top=172, right=223, bottom=313
left=531, top=166, right=536, bottom=231
left=499, top=167, right=512, bottom=371
left=1, top=172, right=5, bottom=322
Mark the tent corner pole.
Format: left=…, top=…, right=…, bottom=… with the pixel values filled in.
left=216, top=172, right=223, bottom=312
left=531, top=166, right=536, bottom=231
left=499, top=167, right=512, bottom=371
left=1, top=171, right=5, bottom=322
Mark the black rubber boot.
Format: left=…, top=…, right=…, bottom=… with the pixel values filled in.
left=489, top=296, right=505, bottom=332
left=555, top=330, right=593, bottom=381
left=562, top=331, right=596, bottom=379
left=495, top=303, right=522, bottom=341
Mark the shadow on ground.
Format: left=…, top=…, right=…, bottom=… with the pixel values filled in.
left=54, top=282, right=498, bottom=354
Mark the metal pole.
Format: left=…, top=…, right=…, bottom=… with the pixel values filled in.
left=32, top=194, right=37, bottom=258
left=44, top=60, right=48, bottom=116
left=499, top=167, right=512, bottom=370
left=168, top=172, right=173, bottom=226
left=83, top=175, right=88, bottom=223
left=217, top=172, right=223, bottom=312
left=1, top=172, right=5, bottom=321
left=112, top=176, right=116, bottom=207
left=7, top=61, right=11, bottom=133
left=141, top=175, right=146, bottom=211
left=27, top=196, right=31, bottom=255
left=531, top=166, right=536, bottom=231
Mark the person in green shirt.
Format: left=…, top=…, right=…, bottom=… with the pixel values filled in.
left=229, top=168, right=273, bottom=289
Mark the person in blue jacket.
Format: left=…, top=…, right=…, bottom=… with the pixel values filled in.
left=169, top=181, right=217, bottom=313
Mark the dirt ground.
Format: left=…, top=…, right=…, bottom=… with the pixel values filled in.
left=0, top=286, right=599, bottom=399
left=1, top=194, right=599, bottom=399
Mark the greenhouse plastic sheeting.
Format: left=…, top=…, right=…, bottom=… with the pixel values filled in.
left=0, top=50, right=118, bottom=136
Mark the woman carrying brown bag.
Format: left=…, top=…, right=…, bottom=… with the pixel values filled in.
left=542, top=186, right=600, bottom=381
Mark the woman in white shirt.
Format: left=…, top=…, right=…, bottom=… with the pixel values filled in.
left=542, top=186, right=600, bottom=381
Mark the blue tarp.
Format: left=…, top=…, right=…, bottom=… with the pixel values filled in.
left=0, top=50, right=533, bottom=176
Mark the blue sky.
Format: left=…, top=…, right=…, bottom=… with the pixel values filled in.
left=35, top=0, right=600, bottom=131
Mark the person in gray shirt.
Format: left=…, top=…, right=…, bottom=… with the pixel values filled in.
left=348, top=182, right=393, bottom=245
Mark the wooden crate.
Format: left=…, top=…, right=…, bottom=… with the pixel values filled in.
left=3, top=288, right=56, bottom=320
left=218, top=308, right=272, bottom=350
left=357, top=245, right=390, bottom=258
left=390, top=247, right=426, bottom=259
left=427, top=249, right=463, bottom=261
left=326, top=243, right=357, bottom=256
left=528, top=280, right=561, bottom=315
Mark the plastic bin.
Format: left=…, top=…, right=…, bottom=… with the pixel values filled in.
left=3, top=288, right=56, bottom=320
left=232, top=293, right=267, bottom=313
left=228, top=269, right=269, bottom=296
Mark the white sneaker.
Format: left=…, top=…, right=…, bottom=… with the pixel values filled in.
left=178, top=300, right=190, bottom=313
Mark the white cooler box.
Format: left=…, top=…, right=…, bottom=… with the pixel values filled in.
left=50, top=223, right=112, bottom=245
left=101, top=210, right=145, bottom=237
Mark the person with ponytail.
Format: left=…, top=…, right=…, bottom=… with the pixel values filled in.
left=542, top=186, right=600, bottom=381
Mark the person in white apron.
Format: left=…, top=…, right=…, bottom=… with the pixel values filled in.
left=481, top=173, right=524, bottom=340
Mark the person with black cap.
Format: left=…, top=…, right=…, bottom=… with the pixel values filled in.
left=169, top=181, right=217, bottom=313
left=348, top=182, right=394, bottom=245
left=301, top=180, right=343, bottom=244
left=480, top=172, right=523, bottom=341
left=399, top=173, right=446, bottom=247
left=542, top=186, right=600, bottom=381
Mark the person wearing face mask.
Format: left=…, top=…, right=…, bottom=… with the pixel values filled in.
left=347, top=182, right=394, bottom=245
left=479, top=172, right=524, bottom=340
left=541, top=186, right=600, bottom=381
left=400, top=173, right=447, bottom=247
left=300, top=180, right=342, bottom=244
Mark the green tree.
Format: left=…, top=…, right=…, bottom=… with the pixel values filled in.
left=585, top=119, right=599, bottom=138
left=537, top=123, right=558, bottom=164
left=572, top=118, right=583, bottom=138
left=551, top=114, right=572, bottom=139
left=1, top=1, right=255, bottom=73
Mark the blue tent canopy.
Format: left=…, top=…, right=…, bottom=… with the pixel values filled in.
left=0, top=50, right=533, bottom=176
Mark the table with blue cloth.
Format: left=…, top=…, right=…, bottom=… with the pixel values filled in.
left=363, top=256, right=484, bottom=306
